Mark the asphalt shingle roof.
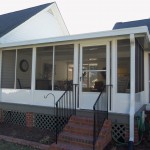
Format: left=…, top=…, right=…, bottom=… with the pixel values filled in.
left=113, top=19, right=150, bottom=32
left=0, top=3, right=53, bottom=38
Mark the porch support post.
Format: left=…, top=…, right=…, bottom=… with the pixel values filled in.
left=73, top=43, right=79, bottom=84
left=144, top=51, right=149, bottom=103
left=106, top=41, right=110, bottom=85
left=129, top=34, right=135, bottom=149
left=14, top=49, right=17, bottom=89
left=111, top=39, right=117, bottom=112
left=106, top=41, right=111, bottom=111
left=31, top=47, right=36, bottom=91
left=73, top=43, right=79, bottom=109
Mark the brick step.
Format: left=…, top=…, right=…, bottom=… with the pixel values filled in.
left=50, top=141, right=92, bottom=150
left=64, top=122, right=93, bottom=136
left=69, top=115, right=93, bottom=126
left=58, top=131, right=93, bottom=148
left=49, top=118, right=112, bottom=150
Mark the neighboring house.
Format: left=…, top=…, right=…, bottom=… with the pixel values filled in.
left=0, top=3, right=69, bottom=44
left=113, top=18, right=150, bottom=31
left=0, top=3, right=150, bottom=149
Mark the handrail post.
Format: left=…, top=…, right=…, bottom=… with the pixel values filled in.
left=93, top=85, right=110, bottom=149
left=106, top=85, right=108, bottom=120
left=93, top=106, right=96, bottom=150
left=74, top=84, right=77, bottom=115
left=56, top=102, right=58, bottom=144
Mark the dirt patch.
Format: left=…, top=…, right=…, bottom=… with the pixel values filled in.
left=0, top=123, right=55, bottom=145
left=0, top=140, right=39, bottom=150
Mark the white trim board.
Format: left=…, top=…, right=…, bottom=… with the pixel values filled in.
left=0, top=26, right=149, bottom=48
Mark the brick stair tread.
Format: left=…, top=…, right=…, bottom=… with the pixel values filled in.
left=64, top=123, right=93, bottom=136
left=65, top=122, right=93, bottom=130
left=59, top=131, right=93, bottom=144
left=71, top=115, right=93, bottom=121
left=70, top=116, right=93, bottom=125
left=51, top=141, right=92, bottom=150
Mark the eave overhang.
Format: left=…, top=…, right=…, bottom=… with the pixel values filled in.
left=0, top=26, right=149, bottom=49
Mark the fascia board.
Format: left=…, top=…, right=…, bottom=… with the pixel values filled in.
left=0, top=26, right=149, bottom=48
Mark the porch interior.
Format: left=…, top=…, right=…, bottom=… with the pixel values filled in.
left=1, top=45, right=108, bottom=92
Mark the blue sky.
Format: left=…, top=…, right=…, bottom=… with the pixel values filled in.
left=0, top=0, right=150, bottom=34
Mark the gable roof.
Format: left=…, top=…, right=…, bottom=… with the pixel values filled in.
left=0, top=3, right=53, bottom=38
left=113, top=18, right=150, bottom=33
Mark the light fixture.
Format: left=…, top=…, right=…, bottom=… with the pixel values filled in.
left=89, top=58, right=97, bottom=61
left=88, top=48, right=98, bottom=51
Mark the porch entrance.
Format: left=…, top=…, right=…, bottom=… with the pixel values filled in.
left=79, top=42, right=110, bottom=109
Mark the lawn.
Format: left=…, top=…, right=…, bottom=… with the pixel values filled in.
left=0, top=140, right=39, bottom=150
left=0, top=123, right=54, bottom=144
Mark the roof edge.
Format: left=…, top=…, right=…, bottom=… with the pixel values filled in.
left=0, top=3, right=54, bottom=38
left=0, top=3, right=54, bottom=16
left=0, top=26, right=149, bottom=48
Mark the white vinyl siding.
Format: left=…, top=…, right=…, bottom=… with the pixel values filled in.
left=0, top=8, right=68, bottom=44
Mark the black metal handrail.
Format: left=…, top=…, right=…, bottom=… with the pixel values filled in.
left=93, top=85, right=111, bottom=150
left=55, top=84, right=78, bottom=144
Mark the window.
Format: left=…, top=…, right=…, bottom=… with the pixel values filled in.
left=1, top=45, right=74, bottom=91
left=135, top=39, right=144, bottom=93
left=36, top=44, right=74, bottom=91
left=36, top=47, right=53, bottom=90
left=117, top=39, right=130, bottom=93
left=54, top=45, right=74, bottom=91
left=1, top=50, right=16, bottom=88
left=16, top=49, right=32, bottom=89
left=82, top=45, right=106, bottom=92
left=1, top=49, right=32, bottom=89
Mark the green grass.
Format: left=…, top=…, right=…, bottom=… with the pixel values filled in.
left=0, top=140, right=39, bottom=150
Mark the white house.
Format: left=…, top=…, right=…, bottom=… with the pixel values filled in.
left=0, top=3, right=150, bottom=149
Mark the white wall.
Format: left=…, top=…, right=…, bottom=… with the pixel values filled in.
left=112, top=92, right=145, bottom=114
left=0, top=89, right=64, bottom=107
left=114, top=94, right=130, bottom=114
left=0, top=5, right=68, bottom=44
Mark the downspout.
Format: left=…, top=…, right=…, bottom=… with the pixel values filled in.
left=73, top=43, right=79, bottom=107
left=128, top=34, right=135, bottom=150
left=31, top=47, right=36, bottom=105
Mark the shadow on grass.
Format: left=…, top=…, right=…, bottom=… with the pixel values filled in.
left=0, top=140, right=39, bottom=150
